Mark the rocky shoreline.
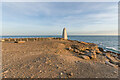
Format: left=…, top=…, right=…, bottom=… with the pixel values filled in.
left=1, top=38, right=119, bottom=78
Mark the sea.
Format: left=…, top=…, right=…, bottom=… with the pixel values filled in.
left=1, top=35, right=119, bottom=54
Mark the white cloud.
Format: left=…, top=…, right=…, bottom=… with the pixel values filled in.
left=3, top=2, right=53, bottom=16
left=2, top=2, right=118, bottom=35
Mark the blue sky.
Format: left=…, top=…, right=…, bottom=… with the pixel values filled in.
left=2, top=2, right=118, bottom=35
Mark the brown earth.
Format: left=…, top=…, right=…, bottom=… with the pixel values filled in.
left=1, top=38, right=119, bottom=78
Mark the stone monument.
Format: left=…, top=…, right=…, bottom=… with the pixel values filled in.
left=62, top=28, right=68, bottom=40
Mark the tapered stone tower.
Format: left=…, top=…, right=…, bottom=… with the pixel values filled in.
left=62, top=28, right=68, bottom=40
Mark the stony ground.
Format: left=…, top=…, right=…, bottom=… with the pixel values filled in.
left=2, top=38, right=119, bottom=78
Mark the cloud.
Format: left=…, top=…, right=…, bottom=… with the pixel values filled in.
left=3, top=2, right=52, bottom=16
left=3, top=2, right=85, bottom=17
left=2, top=2, right=118, bottom=35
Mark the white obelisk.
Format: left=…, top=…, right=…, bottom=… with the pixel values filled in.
left=62, top=28, right=68, bottom=40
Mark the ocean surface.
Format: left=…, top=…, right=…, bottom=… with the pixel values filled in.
left=1, top=35, right=119, bottom=54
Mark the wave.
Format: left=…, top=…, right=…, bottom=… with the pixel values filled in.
left=103, top=47, right=120, bottom=54
left=105, top=47, right=117, bottom=51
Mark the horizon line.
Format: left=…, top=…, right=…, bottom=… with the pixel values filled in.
left=1, top=34, right=119, bottom=36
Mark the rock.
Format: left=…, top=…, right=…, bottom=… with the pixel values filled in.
left=105, top=61, right=116, bottom=67
left=84, top=50, right=89, bottom=53
left=14, top=41, right=25, bottom=43
left=92, top=51, right=96, bottom=59
left=3, top=70, right=9, bottom=74
left=113, top=71, right=117, bottom=74
left=96, top=51, right=102, bottom=54
left=105, top=51, right=112, bottom=53
left=56, top=66, right=59, bottom=69
left=67, top=47, right=71, bottom=50
left=118, top=55, right=120, bottom=59
left=106, top=55, right=119, bottom=66
left=8, top=39, right=11, bottom=41
left=85, top=51, right=96, bottom=59
left=80, top=55, right=90, bottom=60
left=73, top=49, right=79, bottom=53
left=60, top=72, right=63, bottom=75
left=79, top=52, right=85, bottom=55
left=106, top=53, right=111, bottom=57
left=103, top=53, right=106, bottom=56
left=71, top=45, right=79, bottom=49
left=1, top=39, right=5, bottom=42
left=49, top=64, right=52, bottom=66
left=111, top=53, right=118, bottom=57
left=66, top=72, right=73, bottom=77
left=45, top=61, right=48, bottom=64
left=39, top=70, right=42, bottom=73
left=80, top=41, right=88, bottom=45
left=70, top=73, right=73, bottom=76
left=95, top=48, right=102, bottom=54
left=98, top=47, right=104, bottom=52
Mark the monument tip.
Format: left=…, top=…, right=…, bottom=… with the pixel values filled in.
left=63, top=27, right=66, bottom=29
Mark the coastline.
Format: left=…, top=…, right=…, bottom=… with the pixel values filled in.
left=1, top=37, right=119, bottom=78
left=1, top=37, right=119, bottom=54
left=1, top=35, right=119, bottom=53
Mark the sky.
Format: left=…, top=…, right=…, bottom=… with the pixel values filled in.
left=2, top=2, right=118, bottom=35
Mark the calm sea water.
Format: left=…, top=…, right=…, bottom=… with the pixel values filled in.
left=1, top=35, right=119, bottom=54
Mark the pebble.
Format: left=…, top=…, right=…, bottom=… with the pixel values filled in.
left=39, top=70, right=42, bottom=73
left=45, top=61, right=48, bottom=64
left=84, top=50, right=89, bottom=53
left=60, top=63, right=63, bottom=64
left=56, top=67, right=59, bottom=69
left=56, top=65, right=59, bottom=69
left=66, top=72, right=73, bottom=77
left=63, top=70, right=67, bottom=72
left=113, top=71, right=117, bottom=74
left=68, top=47, right=71, bottom=50
left=70, top=73, right=73, bottom=76
left=3, top=70, right=9, bottom=74
left=80, top=55, right=90, bottom=60
left=60, top=72, right=63, bottom=75
left=74, top=49, right=79, bottom=53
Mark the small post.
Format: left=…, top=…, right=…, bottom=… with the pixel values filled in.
left=36, top=38, right=38, bottom=41
left=34, top=38, right=35, bottom=41
left=20, top=38, right=21, bottom=41
left=26, top=38, right=28, bottom=41
left=8, top=38, right=10, bottom=41
left=14, top=38, right=16, bottom=41
left=62, top=28, right=68, bottom=40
